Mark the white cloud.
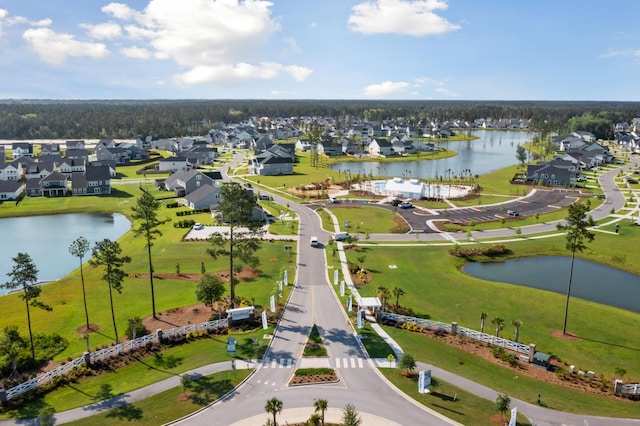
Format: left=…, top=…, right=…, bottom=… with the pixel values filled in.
left=101, top=0, right=310, bottom=85
left=0, top=9, right=7, bottom=38
left=281, top=37, right=300, bottom=56
left=435, top=87, right=457, bottom=97
left=23, top=28, right=109, bottom=65
left=363, top=81, right=410, bottom=97
left=102, top=2, right=140, bottom=21
left=81, top=22, right=122, bottom=40
left=600, top=49, right=640, bottom=59
left=121, top=45, right=152, bottom=59
left=348, top=0, right=460, bottom=36
left=175, top=62, right=284, bottom=85
left=285, top=65, right=312, bottom=81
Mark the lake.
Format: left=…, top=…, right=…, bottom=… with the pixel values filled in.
left=0, top=213, right=131, bottom=294
left=330, top=130, right=534, bottom=179
left=463, top=256, right=640, bottom=314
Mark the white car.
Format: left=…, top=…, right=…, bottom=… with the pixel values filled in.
left=310, top=236, right=319, bottom=246
left=399, top=201, right=413, bottom=209
left=193, top=223, right=203, bottom=230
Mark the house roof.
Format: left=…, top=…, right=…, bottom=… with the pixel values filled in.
left=184, top=183, right=217, bottom=204
left=0, top=180, right=23, bottom=192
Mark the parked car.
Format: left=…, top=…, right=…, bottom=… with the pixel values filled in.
left=334, top=232, right=350, bottom=241
left=390, top=199, right=401, bottom=207
left=399, top=201, right=413, bottom=209
left=329, top=196, right=339, bottom=203
left=310, top=236, right=319, bottom=246
left=259, top=194, right=271, bottom=200
left=193, top=223, right=204, bottom=230
left=507, top=210, right=519, bottom=217
left=576, top=176, right=587, bottom=182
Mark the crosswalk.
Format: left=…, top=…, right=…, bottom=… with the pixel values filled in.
left=258, top=357, right=367, bottom=369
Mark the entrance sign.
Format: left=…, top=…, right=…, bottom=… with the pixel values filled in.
left=509, top=407, right=517, bottom=426
left=418, top=370, right=431, bottom=394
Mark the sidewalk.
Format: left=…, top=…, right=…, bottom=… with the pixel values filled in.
left=230, top=407, right=402, bottom=426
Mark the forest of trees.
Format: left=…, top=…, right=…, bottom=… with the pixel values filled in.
left=0, top=99, right=638, bottom=140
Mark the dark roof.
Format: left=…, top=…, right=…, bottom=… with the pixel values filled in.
left=0, top=180, right=23, bottom=192
left=203, top=171, right=223, bottom=180
left=85, top=165, right=111, bottom=181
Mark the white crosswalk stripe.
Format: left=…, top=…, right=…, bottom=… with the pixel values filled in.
left=260, top=358, right=296, bottom=368
left=332, top=357, right=365, bottom=369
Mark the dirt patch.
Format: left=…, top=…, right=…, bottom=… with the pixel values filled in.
left=76, top=324, right=100, bottom=334
left=350, top=269, right=372, bottom=286
left=132, top=266, right=261, bottom=283
left=550, top=329, right=580, bottom=341
left=390, top=215, right=410, bottom=233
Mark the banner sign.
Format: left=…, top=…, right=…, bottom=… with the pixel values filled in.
left=509, top=407, right=517, bottom=426
left=357, top=309, right=363, bottom=329
left=278, top=280, right=283, bottom=298
left=418, top=370, right=431, bottom=394
left=261, top=310, right=268, bottom=329
left=283, top=270, right=288, bottom=286
left=270, top=295, right=275, bottom=313
left=348, top=295, right=352, bottom=312
left=340, top=280, right=345, bottom=297
left=334, top=269, right=339, bottom=285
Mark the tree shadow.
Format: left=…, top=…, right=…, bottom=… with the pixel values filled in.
left=105, top=402, right=144, bottom=421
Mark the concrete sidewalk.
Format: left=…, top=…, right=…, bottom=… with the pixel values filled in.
left=230, top=407, right=402, bottom=426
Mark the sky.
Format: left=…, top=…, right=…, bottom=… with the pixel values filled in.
left=0, top=0, right=639, bottom=101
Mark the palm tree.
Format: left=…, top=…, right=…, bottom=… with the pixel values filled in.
left=512, top=320, right=523, bottom=342
left=491, top=317, right=505, bottom=337
left=495, top=393, right=511, bottom=423
left=375, top=286, right=390, bottom=312
left=314, top=398, right=328, bottom=426
left=480, top=312, right=487, bottom=333
left=265, top=397, right=283, bottom=426
left=69, top=237, right=91, bottom=331
left=392, top=287, right=405, bottom=312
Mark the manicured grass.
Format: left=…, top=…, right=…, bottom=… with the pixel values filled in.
left=328, top=205, right=408, bottom=234
left=303, top=324, right=327, bottom=357
left=0, top=201, right=294, bottom=357
left=64, top=370, right=251, bottom=426
left=0, top=329, right=269, bottom=420
left=348, top=242, right=640, bottom=379
left=380, top=369, right=531, bottom=426
left=357, top=324, right=395, bottom=358
left=384, top=327, right=640, bottom=418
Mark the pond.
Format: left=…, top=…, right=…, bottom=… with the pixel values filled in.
left=0, top=213, right=131, bottom=294
left=330, top=130, right=534, bottom=179
left=463, top=256, right=640, bottom=314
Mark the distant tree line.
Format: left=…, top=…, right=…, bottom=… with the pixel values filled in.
left=0, top=99, right=638, bottom=140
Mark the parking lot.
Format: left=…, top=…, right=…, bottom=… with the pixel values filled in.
left=325, top=189, right=581, bottom=233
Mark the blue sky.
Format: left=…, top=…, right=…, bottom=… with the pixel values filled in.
left=0, top=0, right=638, bottom=100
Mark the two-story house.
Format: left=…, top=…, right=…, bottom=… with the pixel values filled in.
left=71, top=165, right=112, bottom=195
left=12, top=142, right=34, bottom=159
left=162, top=169, right=217, bottom=197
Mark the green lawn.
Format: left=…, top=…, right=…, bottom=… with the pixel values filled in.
left=0, top=330, right=268, bottom=420
left=349, top=240, right=640, bottom=380
left=328, top=205, right=409, bottom=234
left=380, top=369, right=531, bottom=426
left=65, top=370, right=251, bottom=426
left=384, top=327, right=640, bottom=418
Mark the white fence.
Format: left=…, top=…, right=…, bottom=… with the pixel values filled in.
left=380, top=312, right=529, bottom=355
left=4, top=318, right=228, bottom=402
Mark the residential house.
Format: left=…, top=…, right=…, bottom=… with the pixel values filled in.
left=151, top=138, right=178, bottom=152
left=26, top=171, right=68, bottom=197
left=65, top=140, right=85, bottom=151
left=368, top=139, right=394, bottom=156
left=0, top=180, right=24, bottom=201
left=182, top=147, right=217, bottom=168
left=158, top=156, right=189, bottom=173
left=182, top=183, right=221, bottom=210
left=12, top=142, right=34, bottom=159
left=0, top=160, right=23, bottom=181
left=65, top=149, right=90, bottom=164
left=295, top=139, right=311, bottom=152
left=40, top=143, right=61, bottom=156
left=527, top=159, right=576, bottom=187
left=162, top=169, right=216, bottom=196
left=96, top=146, right=130, bottom=164
left=71, top=165, right=112, bottom=195
left=317, top=138, right=343, bottom=156
left=58, top=157, right=87, bottom=175
left=24, top=161, right=56, bottom=180
left=250, top=144, right=294, bottom=176
left=412, top=140, right=435, bottom=152
left=90, top=160, right=117, bottom=177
